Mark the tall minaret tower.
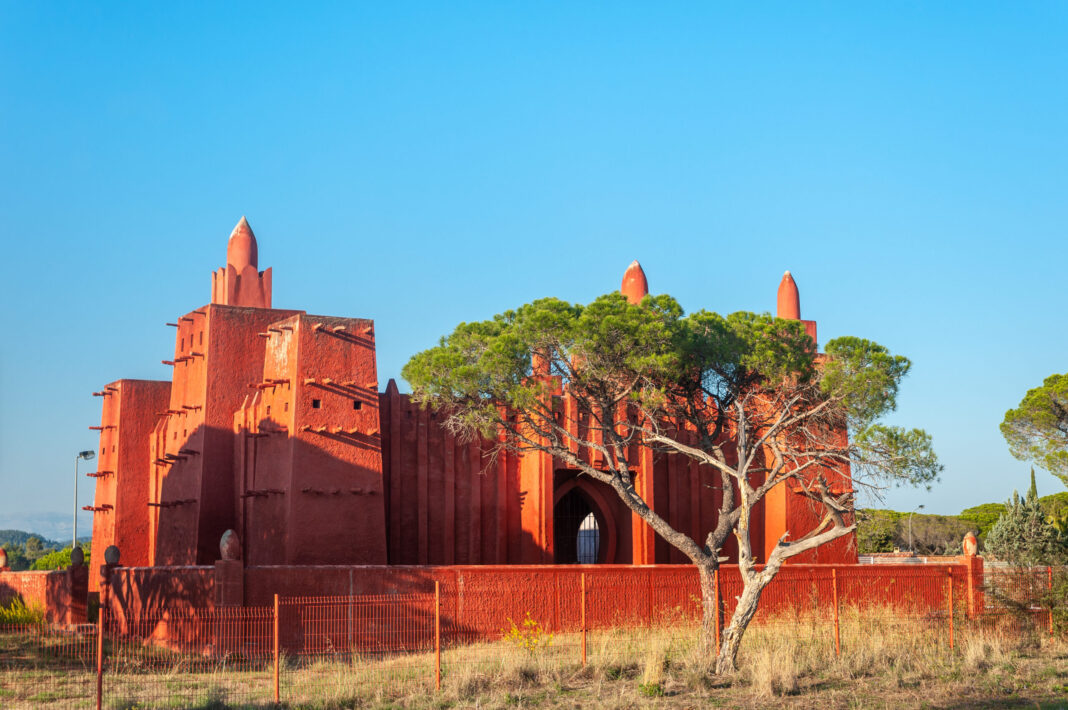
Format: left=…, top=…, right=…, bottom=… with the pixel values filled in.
left=776, top=270, right=817, bottom=345
left=211, top=216, right=273, bottom=308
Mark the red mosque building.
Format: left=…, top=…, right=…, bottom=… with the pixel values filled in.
left=87, top=218, right=855, bottom=590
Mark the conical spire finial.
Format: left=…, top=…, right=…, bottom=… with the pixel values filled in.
left=621, top=260, right=649, bottom=305
left=227, top=216, right=258, bottom=270
left=776, top=270, right=800, bottom=320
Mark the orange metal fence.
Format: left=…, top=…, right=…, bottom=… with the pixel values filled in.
left=1, top=565, right=1065, bottom=708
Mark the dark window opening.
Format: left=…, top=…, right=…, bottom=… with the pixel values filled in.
left=312, top=399, right=321, bottom=409
left=554, top=488, right=601, bottom=564
left=353, top=400, right=362, bottom=410
left=266, top=406, right=271, bottom=416
left=283, top=402, right=289, bottom=412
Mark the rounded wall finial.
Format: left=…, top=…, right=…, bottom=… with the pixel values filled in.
left=620, top=260, right=649, bottom=305
left=962, top=531, right=978, bottom=557
left=0, top=547, right=7, bottom=567
left=104, top=545, right=121, bottom=566
left=227, top=216, right=258, bottom=270
left=776, top=270, right=801, bottom=320
left=70, top=546, right=84, bottom=567
left=219, top=529, right=242, bottom=561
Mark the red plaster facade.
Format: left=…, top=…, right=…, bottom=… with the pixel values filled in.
left=87, top=219, right=856, bottom=576
left=88, top=379, right=171, bottom=590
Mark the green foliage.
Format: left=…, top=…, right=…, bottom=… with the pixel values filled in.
left=822, top=337, right=910, bottom=430
left=1, top=534, right=90, bottom=572
left=855, top=510, right=900, bottom=553
left=904, top=514, right=977, bottom=555
left=0, top=598, right=44, bottom=625
left=403, top=292, right=939, bottom=489
left=637, top=682, right=665, bottom=697
left=1000, top=373, right=1068, bottom=484
left=30, top=546, right=89, bottom=571
left=958, top=503, right=1008, bottom=539
left=858, top=509, right=978, bottom=556
left=503, top=613, right=554, bottom=655
left=985, top=484, right=1067, bottom=566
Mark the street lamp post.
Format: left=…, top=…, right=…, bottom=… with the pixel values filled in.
left=908, top=504, right=925, bottom=555
left=74, top=450, right=95, bottom=550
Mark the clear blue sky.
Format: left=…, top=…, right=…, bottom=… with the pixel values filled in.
left=2, top=3, right=1066, bottom=540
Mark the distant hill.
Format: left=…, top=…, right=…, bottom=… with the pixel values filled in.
left=0, top=529, right=63, bottom=549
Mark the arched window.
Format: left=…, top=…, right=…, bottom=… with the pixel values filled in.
left=577, top=512, right=599, bottom=564
left=554, top=487, right=601, bottom=564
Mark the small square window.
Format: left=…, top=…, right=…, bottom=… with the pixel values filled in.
left=353, top=400, right=362, bottom=410
left=199, top=332, right=203, bottom=345
left=266, top=405, right=271, bottom=416
left=284, top=402, right=289, bottom=412
left=312, top=399, right=321, bottom=409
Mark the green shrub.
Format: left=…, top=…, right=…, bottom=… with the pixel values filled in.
left=0, top=598, right=45, bottom=625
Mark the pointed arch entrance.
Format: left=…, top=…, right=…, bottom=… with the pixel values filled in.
left=552, top=478, right=618, bottom=564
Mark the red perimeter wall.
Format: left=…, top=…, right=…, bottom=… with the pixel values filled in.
left=0, top=567, right=88, bottom=625
left=101, top=560, right=980, bottom=652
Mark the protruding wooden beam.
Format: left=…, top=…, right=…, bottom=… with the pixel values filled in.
left=166, top=323, right=179, bottom=327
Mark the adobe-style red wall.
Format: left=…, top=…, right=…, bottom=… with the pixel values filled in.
left=150, top=304, right=300, bottom=566
left=97, top=561, right=977, bottom=653
left=381, top=383, right=523, bottom=565
left=234, top=313, right=387, bottom=566
left=0, top=566, right=88, bottom=624
left=89, top=379, right=171, bottom=590
left=102, top=565, right=215, bottom=630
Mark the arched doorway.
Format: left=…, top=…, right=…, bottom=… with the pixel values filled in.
left=552, top=481, right=617, bottom=564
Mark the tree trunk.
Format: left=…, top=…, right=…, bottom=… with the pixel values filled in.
left=697, top=564, right=719, bottom=663
left=714, top=572, right=771, bottom=675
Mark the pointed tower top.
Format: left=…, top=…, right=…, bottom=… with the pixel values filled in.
left=227, top=216, right=258, bottom=270
left=620, top=260, right=649, bottom=305
left=776, top=270, right=800, bottom=320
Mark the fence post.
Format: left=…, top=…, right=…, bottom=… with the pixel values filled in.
left=947, top=568, right=954, bottom=652
left=1049, top=566, right=1055, bottom=639
left=434, top=581, right=441, bottom=691
left=714, top=567, right=721, bottom=651
left=272, top=594, right=279, bottom=704
left=95, top=601, right=105, bottom=710
left=832, top=568, right=840, bottom=658
left=580, top=572, right=589, bottom=666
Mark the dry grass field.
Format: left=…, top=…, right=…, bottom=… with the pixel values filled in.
left=2, top=608, right=1067, bottom=709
